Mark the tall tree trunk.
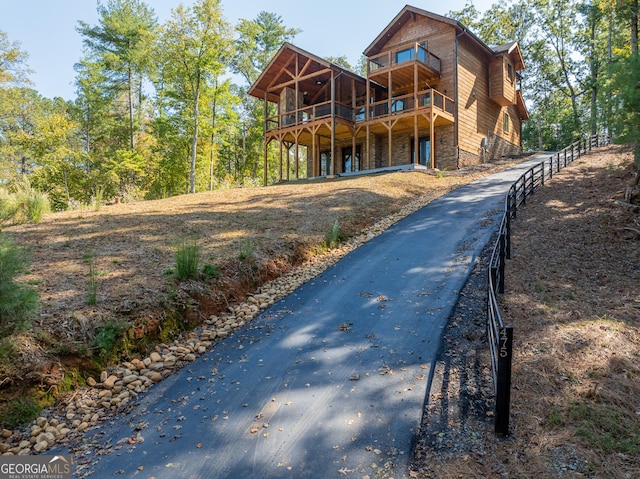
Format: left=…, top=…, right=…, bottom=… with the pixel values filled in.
left=128, top=66, right=135, bottom=150
left=590, top=17, right=598, bottom=135
left=538, top=116, right=543, bottom=151
left=190, top=85, right=201, bottom=194
left=209, top=77, right=218, bottom=192
left=632, top=0, right=639, bottom=56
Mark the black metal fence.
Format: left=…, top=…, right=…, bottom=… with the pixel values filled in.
left=487, top=133, right=610, bottom=436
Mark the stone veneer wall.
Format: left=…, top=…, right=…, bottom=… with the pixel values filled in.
left=435, top=125, right=456, bottom=170
left=486, top=132, right=521, bottom=161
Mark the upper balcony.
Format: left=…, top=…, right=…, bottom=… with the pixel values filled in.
left=368, top=42, right=441, bottom=88
left=265, top=89, right=454, bottom=133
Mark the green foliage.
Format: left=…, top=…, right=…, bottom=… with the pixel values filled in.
left=93, top=320, right=127, bottom=364
left=547, top=407, right=563, bottom=426
left=175, top=238, right=200, bottom=280
left=0, top=179, right=50, bottom=226
left=570, top=401, right=640, bottom=455
left=92, top=185, right=105, bottom=211
left=202, top=263, right=221, bottom=278
left=85, top=254, right=98, bottom=305
left=0, top=397, right=40, bottom=429
left=0, top=30, right=30, bottom=86
left=0, top=336, right=16, bottom=365
left=612, top=54, right=640, bottom=168
left=0, top=235, right=38, bottom=339
left=325, top=219, right=343, bottom=249
left=238, top=239, right=254, bottom=260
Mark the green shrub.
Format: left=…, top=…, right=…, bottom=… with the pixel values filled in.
left=0, top=189, right=17, bottom=224
left=202, top=263, right=221, bottom=279
left=238, top=240, right=254, bottom=260
left=12, top=178, right=50, bottom=224
left=325, top=219, right=342, bottom=249
left=93, top=320, right=127, bottom=364
left=0, top=397, right=40, bottom=429
left=175, top=238, right=200, bottom=280
left=86, top=254, right=98, bottom=305
left=0, top=236, right=38, bottom=339
left=0, top=179, right=50, bottom=226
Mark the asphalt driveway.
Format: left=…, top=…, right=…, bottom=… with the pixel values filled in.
left=61, top=156, right=549, bottom=478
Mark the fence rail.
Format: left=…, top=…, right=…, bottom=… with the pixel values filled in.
left=487, top=133, right=610, bottom=436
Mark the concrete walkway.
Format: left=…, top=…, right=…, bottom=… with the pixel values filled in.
left=61, top=156, right=550, bottom=479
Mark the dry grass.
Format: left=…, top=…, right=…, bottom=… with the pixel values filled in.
left=413, top=145, right=640, bottom=478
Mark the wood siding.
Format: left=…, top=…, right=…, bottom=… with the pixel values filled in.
left=457, top=36, right=521, bottom=162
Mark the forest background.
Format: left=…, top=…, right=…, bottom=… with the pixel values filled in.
left=0, top=0, right=638, bottom=210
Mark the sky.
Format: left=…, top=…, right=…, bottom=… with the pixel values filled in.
left=1, top=0, right=494, bottom=101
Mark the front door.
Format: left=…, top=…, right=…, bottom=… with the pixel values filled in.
left=320, top=151, right=331, bottom=176
left=411, top=137, right=431, bottom=167
left=342, top=145, right=361, bottom=173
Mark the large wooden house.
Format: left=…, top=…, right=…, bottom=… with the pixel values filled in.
left=248, top=5, right=529, bottom=184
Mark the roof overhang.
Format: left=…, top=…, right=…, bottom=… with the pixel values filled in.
left=494, top=41, right=525, bottom=70
left=364, top=6, right=525, bottom=70
left=248, top=42, right=369, bottom=103
left=516, top=90, right=530, bottom=120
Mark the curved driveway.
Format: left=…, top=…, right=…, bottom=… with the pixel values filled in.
left=63, top=156, right=548, bottom=478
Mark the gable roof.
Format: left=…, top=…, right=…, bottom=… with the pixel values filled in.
left=493, top=42, right=525, bottom=70
left=248, top=42, right=367, bottom=103
left=364, top=5, right=524, bottom=69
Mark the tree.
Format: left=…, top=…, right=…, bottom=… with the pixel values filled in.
left=232, top=11, right=299, bottom=85
left=0, top=30, right=31, bottom=86
left=0, top=236, right=38, bottom=339
left=232, top=12, right=299, bottom=185
left=156, top=0, right=231, bottom=194
left=77, top=0, right=158, bottom=151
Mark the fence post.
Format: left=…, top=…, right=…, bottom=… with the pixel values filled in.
left=506, top=208, right=511, bottom=259
left=498, top=233, right=506, bottom=294
left=549, top=157, right=553, bottom=180
left=495, top=326, right=513, bottom=436
left=530, top=169, right=534, bottom=194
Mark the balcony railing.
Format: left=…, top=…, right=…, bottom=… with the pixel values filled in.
left=367, top=89, right=454, bottom=120
left=368, top=43, right=441, bottom=75
left=265, top=89, right=454, bottom=131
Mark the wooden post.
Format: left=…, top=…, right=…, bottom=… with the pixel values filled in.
left=388, top=70, right=393, bottom=167
left=279, top=139, right=283, bottom=181
left=331, top=71, right=336, bottom=175
left=263, top=93, right=269, bottom=186
left=414, top=60, right=419, bottom=165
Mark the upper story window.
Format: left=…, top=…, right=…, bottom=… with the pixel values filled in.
left=395, top=42, right=428, bottom=65
left=395, top=47, right=414, bottom=63
left=507, top=63, right=514, bottom=82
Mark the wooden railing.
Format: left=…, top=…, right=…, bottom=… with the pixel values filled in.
left=368, top=42, right=441, bottom=75
left=487, top=133, right=610, bottom=436
left=367, top=89, right=454, bottom=120
left=266, top=89, right=454, bottom=131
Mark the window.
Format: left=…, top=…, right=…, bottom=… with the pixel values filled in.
left=395, top=48, right=414, bottom=64
left=507, top=63, right=514, bottom=82
left=504, top=113, right=510, bottom=133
